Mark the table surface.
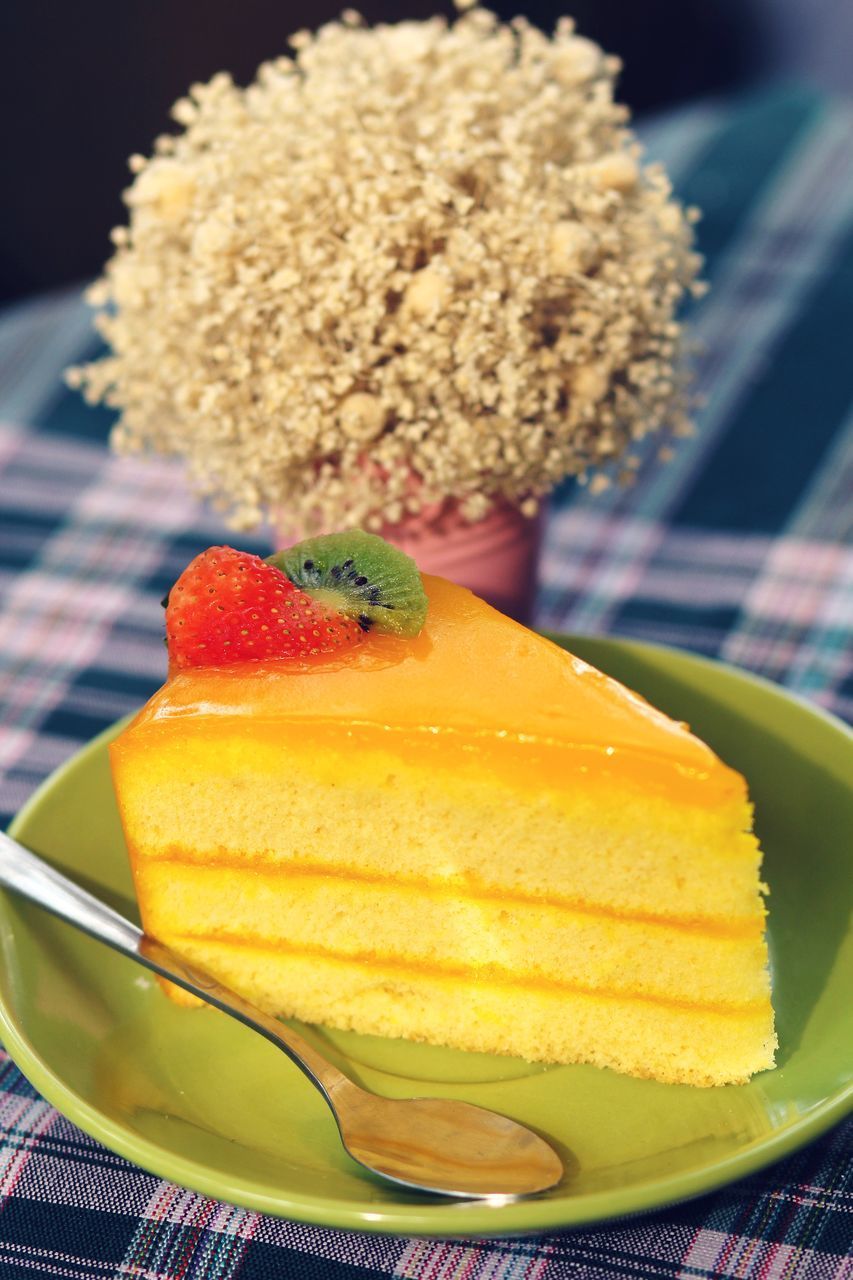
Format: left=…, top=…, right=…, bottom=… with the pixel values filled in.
left=0, top=85, right=851, bottom=1280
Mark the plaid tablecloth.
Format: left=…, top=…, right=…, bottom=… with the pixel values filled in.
left=1, top=86, right=851, bottom=1279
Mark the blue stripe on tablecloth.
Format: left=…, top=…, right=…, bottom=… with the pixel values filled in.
left=633, top=103, right=725, bottom=189
left=834, top=669, right=853, bottom=726
left=236, top=1251, right=397, bottom=1280
left=35, top=700, right=125, bottom=743
left=606, top=600, right=741, bottom=653
left=235, top=1247, right=399, bottom=1280
left=0, top=509, right=62, bottom=571
left=37, top=363, right=117, bottom=442
left=638, top=95, right=853, bottom=523
left=0, top=291, right=98, bottom=426
left=785, top=396, right=853, bottom=541
left=675, top=88, right=822, bottom=278
left=717, top=409, right=853, bottom=702
left=245, top=1217, right=410, bottom=1273
left=668, top=221, right=853, bottom=533
left=0, top=1206, right=133, bottom=1278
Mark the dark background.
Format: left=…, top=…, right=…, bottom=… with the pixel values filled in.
left=1, top=0, right=850, bottom=305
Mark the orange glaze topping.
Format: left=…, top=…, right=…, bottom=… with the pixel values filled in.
left=131, top=575, right=745, bottom=808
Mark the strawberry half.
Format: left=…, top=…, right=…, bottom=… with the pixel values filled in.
left=165, top=546, right=364, bottom=669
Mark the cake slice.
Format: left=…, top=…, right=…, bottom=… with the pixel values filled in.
left=110, top=537, right=776, bottom=1086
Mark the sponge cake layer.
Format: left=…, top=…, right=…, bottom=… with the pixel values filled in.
left=163, top=936, right=776, bottom=1086
left=135, top=860, right=770, bottom=1006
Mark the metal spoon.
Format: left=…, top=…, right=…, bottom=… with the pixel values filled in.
left=0, top=831, right=563, bottom=1199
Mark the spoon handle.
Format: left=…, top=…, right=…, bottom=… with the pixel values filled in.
left=0, top=831, right=353, bottom=1107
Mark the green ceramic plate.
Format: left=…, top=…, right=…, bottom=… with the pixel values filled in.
left=2, top=636, right=851, bottom=1237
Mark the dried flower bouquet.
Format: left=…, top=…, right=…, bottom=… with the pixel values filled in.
left=69, top=5, right=701, bottom=538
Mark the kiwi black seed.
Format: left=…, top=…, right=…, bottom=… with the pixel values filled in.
left=268, top=530, right=428, bottom=637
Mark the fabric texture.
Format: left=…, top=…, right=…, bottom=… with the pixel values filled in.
left=0, top=86, right=851, bottom=1278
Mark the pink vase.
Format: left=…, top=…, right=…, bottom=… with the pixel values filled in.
left=379, top=501, right=542, bottom=623
left=274, top=500, right=542, bottom=623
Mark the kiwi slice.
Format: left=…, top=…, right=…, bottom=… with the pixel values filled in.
left=269, top=530, right=428, bottom=636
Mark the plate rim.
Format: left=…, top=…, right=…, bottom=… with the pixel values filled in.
left=2, top=634, right=852, bottom=1237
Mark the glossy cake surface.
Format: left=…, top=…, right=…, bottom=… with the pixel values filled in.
left=111, top=575, right=776, bottom=1085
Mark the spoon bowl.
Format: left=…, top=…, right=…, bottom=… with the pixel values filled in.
left=331, top=1086, right=563, bottom=1198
